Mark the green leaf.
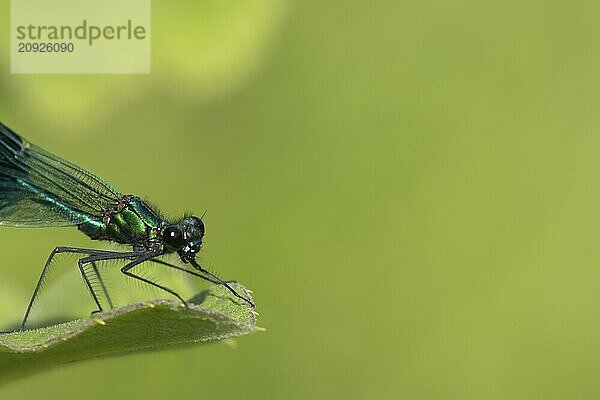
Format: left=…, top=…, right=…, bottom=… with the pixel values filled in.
left=0, top=283, right=259, bottom=384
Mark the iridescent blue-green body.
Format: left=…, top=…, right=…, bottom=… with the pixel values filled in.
left=79, top=195, right=163, bottom=246
left=0, top=122, right=167, bottom=248
left=0, top=121, right=253, bottom=331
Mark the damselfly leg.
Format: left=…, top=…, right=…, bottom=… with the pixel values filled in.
left=21, top=246, right=138, bottom=330
left=149, top=258, right=253, bottom=306
left=120, top=254, right=187, bottom=305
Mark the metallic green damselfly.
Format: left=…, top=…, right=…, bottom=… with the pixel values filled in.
left=0, top=122, right=254, bottom=330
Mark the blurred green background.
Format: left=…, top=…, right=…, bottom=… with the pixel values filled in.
left=1, top=0, right=600, bottom=398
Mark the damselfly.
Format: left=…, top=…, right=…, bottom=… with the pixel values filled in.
left=0, top=122, right=254, bottom=330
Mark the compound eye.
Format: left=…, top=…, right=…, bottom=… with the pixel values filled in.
left=163, top=226, right=185, bottom=249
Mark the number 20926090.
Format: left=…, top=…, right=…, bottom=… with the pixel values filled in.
left=18, top=42, right=74, bottom=53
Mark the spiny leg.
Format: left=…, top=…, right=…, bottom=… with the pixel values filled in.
left=149, top=258, right=237, bottom=285
left=121, top=256, right=187, bottom=305
left=21, top=246, right=138, bottom=330
left=78, top=257, right=103, bottom=314
left=78, top=253, right=141, bottom=314
left=89, top=260, right=114, bottom=309
left=189, top=259, right=255, bottom=307
left=22, top=247, right=100, bottom=330
left=149, top=258, right=251, bottom=306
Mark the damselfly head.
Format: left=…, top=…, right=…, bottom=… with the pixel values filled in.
left=161, top=216, right=205, bottom=261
